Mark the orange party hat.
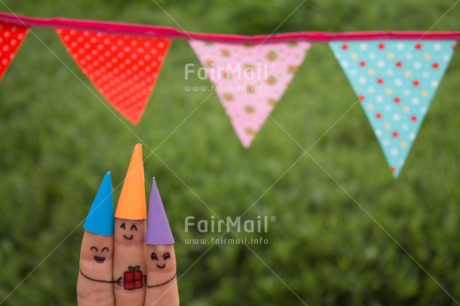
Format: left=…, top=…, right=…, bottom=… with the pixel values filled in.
left=115, top=144, right=147, bottom=220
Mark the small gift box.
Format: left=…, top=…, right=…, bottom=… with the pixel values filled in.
left=123, top=266, right=143, bottom=290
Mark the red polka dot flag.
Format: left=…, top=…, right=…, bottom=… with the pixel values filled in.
left=56, top=28, right=171, bottom=124
left=0, top=22, right=28, bottom=80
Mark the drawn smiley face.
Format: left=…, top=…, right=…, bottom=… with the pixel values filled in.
left=90, top=246, right=110, bottom=264
left=151, top=252, right=171, bottom=269
left=148, top=244, right=176, bottom=274
left=120, top=222, right=138, bottom=240
left=115, top=218, right=145, bottom=243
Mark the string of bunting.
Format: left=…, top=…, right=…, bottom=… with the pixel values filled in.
left=1, top=12, right=459, bottom=177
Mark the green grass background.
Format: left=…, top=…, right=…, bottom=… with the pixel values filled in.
left=0, top=0, right=460, bottom=305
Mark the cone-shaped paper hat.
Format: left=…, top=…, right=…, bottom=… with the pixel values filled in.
left=84, top=172, right=114, bottom=236
left=115, top=144, right=147, bottom=220
left=146, top=178, right=175, bottom=245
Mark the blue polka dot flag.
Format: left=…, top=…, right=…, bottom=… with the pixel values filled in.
left=330, top=40, right=456, bottom=177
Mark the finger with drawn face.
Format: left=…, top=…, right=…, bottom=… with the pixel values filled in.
left=77, top=173, right=115, bottom=306
left=113, top=144, right=147, bottom=305
left=144, top=179, right=179, bottom=306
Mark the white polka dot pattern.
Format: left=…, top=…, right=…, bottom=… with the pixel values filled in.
left=56, top=28, right=171, bottom=124
left=0, top=22, right=28, bottom=80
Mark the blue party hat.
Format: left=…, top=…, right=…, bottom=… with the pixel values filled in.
left=83, top=172, right=114, bottom=236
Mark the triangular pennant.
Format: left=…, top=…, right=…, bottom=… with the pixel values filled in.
left=189, top=40, right=311, bottom=148
left=330, top=40, right=456, bottom=177
left=56, top=28, right=171, bottom=124
left=0, top=22, right=28, bottom=81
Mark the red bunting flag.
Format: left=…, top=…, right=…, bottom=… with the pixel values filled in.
left=56, top=28, right=171, bottom=124
left=0, top=21, right=28, bottom=81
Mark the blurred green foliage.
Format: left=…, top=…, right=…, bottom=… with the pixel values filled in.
left=0, top=0, right=460, bottom=305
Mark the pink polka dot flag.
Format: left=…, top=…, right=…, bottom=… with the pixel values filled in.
left=189, top=40, right=311, bottom=148
left=56, top=28, right=171, bottom=124
left=0, top=22, right=28, bottom=81
left=330, top=40, right=456, bottom=177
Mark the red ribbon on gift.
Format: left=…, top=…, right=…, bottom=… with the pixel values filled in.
left=128, top=265, right=140, bottom=272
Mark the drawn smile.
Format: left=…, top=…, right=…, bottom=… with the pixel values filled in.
left=150, top=252, right=171, bottom=270
left=123, top=234, right=133, bottom=240
left=94, top=256, right=106, bottom=263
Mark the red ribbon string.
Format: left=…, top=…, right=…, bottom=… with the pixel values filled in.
left=0, top=12, right=460, bottom=43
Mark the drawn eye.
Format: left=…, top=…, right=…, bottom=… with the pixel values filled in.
left=120, top=223, right=126, bottom=229
left=163, top=252, right=171, bottom=260
left=102, top=247, right=109, bottom=253
left=130, top=224, right=138, bottom=231
left=90, top=246, right=98, bottom=252
left=151, top=252, right=158, bottom=261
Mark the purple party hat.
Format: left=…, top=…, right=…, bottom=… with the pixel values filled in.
left=146, top=178, right=175, bottom=245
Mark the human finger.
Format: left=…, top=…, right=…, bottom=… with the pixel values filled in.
left=77, top=173, right=115, bottom=306
left=113, top=144, right=147, bottom=305
left=144, top=178, right=179, bottom=306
